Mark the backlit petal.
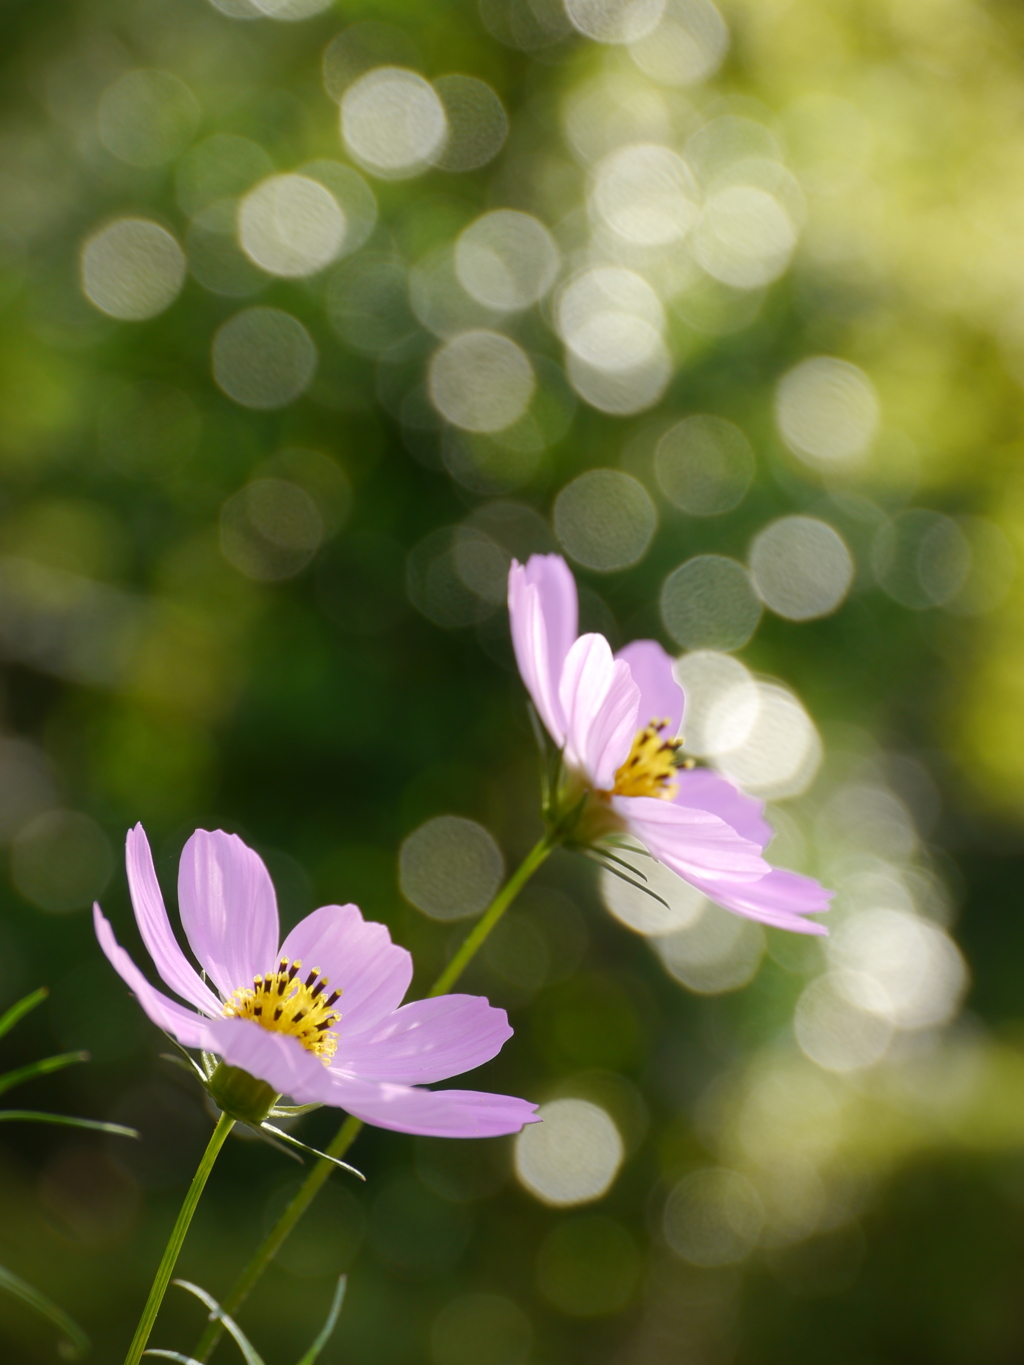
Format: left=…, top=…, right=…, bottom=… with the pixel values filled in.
left=326, top=1074, right=540, bottom=1137
left=615, top=794, right=769, bottom=883
left=93, top=905, right=212, bottom=1048
left=560, top=634, right=639, bottom=789
left=279, top=903, right=413, bottom=1041
left=508, top=558, right=576, bottom=746
left=178, top=830, right=280, bottom=999
left=336, top=995, right=512, bottom=1084
left=673, top=768, right=772, bottom=848
left=125, top=825, right=221, bottom=1016
left=616, top=639, right=683, bottom=735
left=693, top=866, right=831, bottom=935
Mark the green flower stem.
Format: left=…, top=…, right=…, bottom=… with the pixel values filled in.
left=124, top=1110, right=235, bottom=1365
left=194, top=831, right=557, bottom=1362
left=193, top=1113, right=363, bottom=1362
left=427, top=832, right=557, bottom=997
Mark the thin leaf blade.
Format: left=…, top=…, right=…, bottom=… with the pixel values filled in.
left=171, top=1280, right=266, bottom=1365
left=0, top=1050, right=89, bottom=1099
left=0, top=1262, right=89, bottom=1358
left=295, top=1276, right=347, bottom=1365
left=0, top=1109, right=139, bottom=1138
left=0, top=987, right=48, bottom=1041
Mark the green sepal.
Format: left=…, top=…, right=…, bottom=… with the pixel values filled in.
left=258, top=1121, right=365, bottom=1179
left=207, top=1062, right=278, bottom=1125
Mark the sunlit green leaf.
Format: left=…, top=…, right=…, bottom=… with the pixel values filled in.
left=0, top=1109, right=139, bottom=1137
left=0, top=1050, right=89, bottom=1098
left=0, top=987, right=48, bottom=1042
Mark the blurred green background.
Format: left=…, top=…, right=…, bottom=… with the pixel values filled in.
left=3, top=0, right=1024, bottom=1360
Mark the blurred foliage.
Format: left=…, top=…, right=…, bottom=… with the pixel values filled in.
left=2, top=0, right=1024, bottom=1363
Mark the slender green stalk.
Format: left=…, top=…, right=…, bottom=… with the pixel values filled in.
left=427, top=832, right=556, bottom=996
left=194, top=832, right=557, bottom=1362
left=124, top=1111, right=235, bottom=1365
left=192, top=1114, right=362, bottom=1361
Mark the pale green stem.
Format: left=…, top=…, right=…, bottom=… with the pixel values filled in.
left=194, top=832, right=557, bottom=1362
left=124, top=1110, right=235, bottom=1365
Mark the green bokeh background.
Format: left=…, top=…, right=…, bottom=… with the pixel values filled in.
left=3, top=0, right=1024, bottom=1361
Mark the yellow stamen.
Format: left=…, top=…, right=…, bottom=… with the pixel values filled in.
left=612, top=719, right=685, bottom=800
left=223, top=957, right=341, bottom=1064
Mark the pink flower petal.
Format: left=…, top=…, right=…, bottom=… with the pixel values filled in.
left=125, top=825, right=221, bottom=1016
left=336, top=995, right=512, bottom=1085
left=93, top=905, right=212, bottom=1049
left=560, top=634, right=640, bottom=789
left=616, top=640, right=683, bottom=735
left=203, top=1016, right=337, bottom=1106
left=177, top=830, right=280, bottom=999
left=615, top=794, right=770, bottom=884
left=279, top=903, right=413, bottom=1041
left=673, top=768, right=772, bottom=848
left=326, top=1075, right=540, bottom=1137
left=508, top=557, right=577, bottom=747
left=522, top=554, right=578, bottom=662
left=692, top=867, right=831, bottom=935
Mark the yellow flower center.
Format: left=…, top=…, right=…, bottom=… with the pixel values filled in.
left=612, top=719, right=686, bottom=799
left=223, top=958, right=341, bottom=1064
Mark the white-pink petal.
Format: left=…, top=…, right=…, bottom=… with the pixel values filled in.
left=93, top=905, right=212, bottom=1049
left=673, top=768, right=772, bottom=848
left=327, top=1074, right=540, bottom=1137
left=177, top=830, right=281, bottom=1000
left=509, top=571, right=567, bottom=747
left=279, top=903, right=413, bottom=1042
left=615, top=794, right=770, bottom=884
left=334, top=994, right=512, bottom=1085
left=693, top=867, right=831, bottom=935
left=203, top=1016, right=338, bottom=1106
left=559, top=634, right=639, bottom=790
left=615, top=639, right=683, bottom=735
left=124, top=825, right=222, bottom=1017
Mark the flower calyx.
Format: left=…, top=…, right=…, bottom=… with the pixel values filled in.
left=208, top=1060, right=279, bottom=1126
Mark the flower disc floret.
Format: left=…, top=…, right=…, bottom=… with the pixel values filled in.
left=223, top=958, right=342, bottom=1063
left=612, top=719, right=686, bottom=799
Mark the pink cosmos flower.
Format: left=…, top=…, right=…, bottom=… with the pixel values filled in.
left=508, top=554, right=830, bottom=936
left=95, top=825, right=539, bottom=1138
